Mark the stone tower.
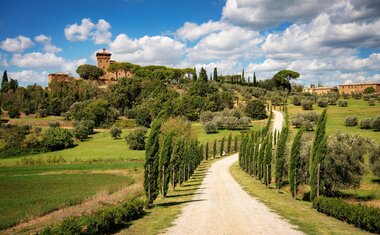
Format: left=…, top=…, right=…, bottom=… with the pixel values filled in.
left=96, top=48, right=112, bottom=74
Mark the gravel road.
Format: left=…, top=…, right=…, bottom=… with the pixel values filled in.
left=165, top=110, right=302, bottom=235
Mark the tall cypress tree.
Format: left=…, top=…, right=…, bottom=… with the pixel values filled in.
left=205, top=142, right=209, bottom=160
left=263, top=133, right=272, bottom=186
left=213, top=139, right=217, bottom=159
left=309, top=109, right=328, bottom=201
left=193, top=67, right=197, bottom=80
left=253, top=72, right=257, bottom=86
left=227, top=134, right=232, bottom=154
left=289, top=127, right=304, bottom=198
left=234, top=135, right=238, bottom=153
left=275, top=126, right=289, bottom=191
left=258, top=136, right=267, bottom=180
left=1, top=70, right=9, bottom=92
left=241, top=69, right=245, bottom=83
left=253, top=142, right=259, bottom=176
left=213, top=67, right=218, bottom=82
left=239, top=135, right=246, bottom=168
left=159, top=132, right=174, bottom=197
left=199, top=67, right=208, bottom=82
left=144, top=114, right=165, bottom=203
left=171, top=137, right=185, bottom=190
left=220, top=137, right=225, bottom=157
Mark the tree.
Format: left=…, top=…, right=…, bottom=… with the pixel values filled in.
left=76, top=64, right=104, bottom=80
left=213, top=68, right=218, bottom=82
left=1, top=70, right=9, bottom=93
left=126, top=127, right=147, bottom=150
left=245, top=99, right=267, bottom=120
left=241, top=69, right=245, bottom=83
left=110, top=125, right=122, bottom=139
left=135, top=105, right=152, bottom=128
left=275, top=126, right=289, bottom=190
left=371, top=117, right=380, bottom=131
left=369, top=145, right=380, bottom=177
left=159, top=132, right=174, bottom=197
left=227, top=134, right=232, bottom=154
left=234, top=135, right=238, bottom=153
left=253, top=72, right=257, bottom=86
left=220, top=137, right=225, bottom=157
left=363, top=86, right=376, bottom=94
left=309, top=109, right=327, bottom=201
left=272, top=70, right=300, bottom=91
left=263, top=133, right=272, bottom=186
left=144, top=114, right=165, bottom=204
left=213, top=139, right=217, bottom=158
left=193, top=67, right=197, bottom=80
left=42, top=127, right=74, bottom=151
left=289, top=127, right=304, bottom=198
left=205, top=142, right=209, bottom=160
left=198, top=67, right=208, bottom=82
left=73, top=120, right=95, bottom=141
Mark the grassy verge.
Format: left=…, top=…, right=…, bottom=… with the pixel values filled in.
left=118, top=158, right=215, bottom=235
left=230, top=162, right=371, bottom=235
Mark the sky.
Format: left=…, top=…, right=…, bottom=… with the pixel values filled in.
left=0, top=0, right=379, bottom=87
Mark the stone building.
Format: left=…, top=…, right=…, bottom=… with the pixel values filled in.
left=48, top=72, right=71, bottom=84
left=303, top=84, right=338, bottom=95
left=338, top=82, right=380, bottom=95
left=96, top=48, right=133, bottom=81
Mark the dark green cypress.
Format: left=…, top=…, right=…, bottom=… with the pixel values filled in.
left=234, top=135, right=238, bottom=153
left=258, top=135, right=267, bottom=180
left=275, top=126, right=289, bottom=191
left=227, top=134, right=232, bottom=154
left=263, top=133, right=272, bottom=186
left=253, top=142, right=259, bottom=176
left=1, top=70, right=9, bottom=92
left=213, top=67, right=218, bottom=82
left=171, top=137, right=184, bottom=190
left=289, top=127, right=304, bottom=198
left=213, top=139, right=217, bottom=159
left=253, top=72, right=257, bottom=86
left=220, top=137, right=225, bottom=157
left=159, top=132, right=174, bottom=197
left=205, top=142, right=209, bottom=160
left=309, top=109, right=328, bottom=201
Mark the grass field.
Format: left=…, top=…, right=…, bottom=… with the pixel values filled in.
left=230, top=163, right=371, bottom=235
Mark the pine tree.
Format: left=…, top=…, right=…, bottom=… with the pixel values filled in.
left=234, top=135, right=238, bottom=153
left=144, top=114, right=165, bottom=203
left=159, top=132, right=174, bottom=197
left=253, top=72, right=257, bottom=86
left=205, top=142, right=209, bottom=160
left=309, top=109, right=327, bottom=201
left=1, top=70, right=9, bottom=92
left=263, top=133, right=273, bottom=186
left=220, top=137, right=225, bottom=157
left=213, top=67, right=218, bottom=82
left=199, top=67, right=208, bottom=82
left=275, top=126, right=289, bottom=191
left=213, top=139, right=217, bottom=159
left=289, top=127, right=304, bottom=198
left=227, top=134, right=232, bottom=154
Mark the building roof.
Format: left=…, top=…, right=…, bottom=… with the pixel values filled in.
left=96, top=48, right=111, bottom=56
left=339, top=82, right=380, bottom=87
left=313, top=86, right=337, bottom=90
left=48, top=72, right=69, bottom=76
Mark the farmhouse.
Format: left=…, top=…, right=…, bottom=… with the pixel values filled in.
left=338, top=82, right=380, bottom=95
left=303, top=84, right=338, bottom=95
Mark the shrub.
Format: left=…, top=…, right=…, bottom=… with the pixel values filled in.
left=303, top=111, right=319, bottom=122
left=73, top=120, right=94, bottom=141
left=368, top=98, right=376, bottom=106
left=301, top=100, right=313, bottom=110
left=200, top=111, right=214, bottom=124
left=114, top=119, right=136, bottom=129
left=42, top=127, right=74, bottom=151
left=125, top=127, right=147, bottom=150
left=292, top=95, right=302, bottom=106
left=110, top=125, right=122, bottom=139
left=225, top=116, right=239, bottom=130
left=238, top=117, right=251, bottom=128
left=342, top=93, right=350, bottom=99
left=352, top=92, right=361, bottom=99
left=371, top=116, right=380, bottom=131
left=345, top=116, right=357, bottom=127
left=359, top=118, right=372, bottom=129
left=369, top=145, right=380, bottom=177
left=337, top=100, right=348, bottom=107
left=317, top=98, right=328, bottom=107
left=135, top=106, right=151, bottom=128
left=291, top=115, right=304, bottom=128
left=48, top=122, right=60, bottom=128
left=245, top=99, right=267, bottom=120
left=124, top=109, right=136, bottom=119
left=364, top=86, right=376, bottom=94
left=302, top=120, right=314, bottom=131
left=204, top=121, right=217, bottom=133
left=8, top=108, right=20, bottom=118
left=313, top=197, right=380, bottom=233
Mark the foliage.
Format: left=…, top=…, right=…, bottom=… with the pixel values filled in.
left=275, top=126, right=289, bottom=190
left=369, top=145, right=380, bottom=177
left=363, top=86, right=376, bottom=94
left=220, top=137, right=225, bottom=156
left=159, top=132, right=174, bottom=197
left=245, top=99, right=267, bottom=120
left=301, top=99, right=313, bottom=110
left=213, top=139, right=217, bottom=158
left=344, top=116, right=358, bottom=127
left=204, top=121, right=217, bottom=133
left=42, top=127, right=74, bottom=151
left=337, top=100, right=348, bottom=107
left=110, top=125, right=122, bottom=139
left=313, top=197, right=380, bottom=233
left=272, top=70, right=300, bottom=91
left=8, top=107, right=21, bottom=118
left=368, top=98, right=376, bottom=106
left=76, top=64, right=104, bottom=80
left=227, top=134, right=232, bottom=154
left=289, top=127, right=304, bottom=197
left=317, top=98, right=328, bottom=107
left=73, top=120, right=95, bottom=141
left=125, top=127, right=147, bottom=150
left=371, top=116, right=380, bottom=131
left=359, top=118, right=372, bottom=129
left=198, top=67, right=208, bottom=82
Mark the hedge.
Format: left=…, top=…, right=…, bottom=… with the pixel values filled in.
left=42, top=198, right=145, bottom=234
left=313, top=197, right=380, bottom=233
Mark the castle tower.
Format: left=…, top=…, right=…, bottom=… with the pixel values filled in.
left=96, top=48, right=112, bottom=74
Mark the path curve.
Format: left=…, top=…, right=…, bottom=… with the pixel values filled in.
left=272, top=109, right=284, bottom=134
left=165, top=110, right=302, bottom=235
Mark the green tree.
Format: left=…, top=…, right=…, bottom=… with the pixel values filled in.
left=193, top=67, right=197, bottom=80
left=309, top=109, right=327, bottom=201
left=198, top=67, right=208, bottom=82
left=275, top=126, right=289, bottom=190
left=76, top=64, right=104, bottom=80
left=220, top=137, right=225, bottom=157
left=110, top=125, right=122, bottom=139
left=263, top=133, right=272, bottom=186
left=272, top=70, right=300, bottom=91
left=234, top=135, right=238, bottom=153
left=144, top=114, right=165, bottom=204
left=9, top=79, right=18, bottom=91
left=1, top=70, right=9, bottom=92
left=42, top=127, right=74, bottom=151
left=125, top=127, right=147, bottom=150
left=241, top=69, right=245, bottom=83
left=205, top=142, right=209, bottom=160
left=363, top=86, right=376, bottom=94
left=253, top=72, right=257, bottom=86
left=213, top=67, right=218, bottom=82
left=171, top=137, right=184, bottom=190
left=213, top=139, right=217, bottom=158
left=159, top=132, right=174, bottom=197
left=289, top=127, right=304, bottom=198
left=245, top=99, right=267, bottom=120
left=227, top=134, right=232, bottom=154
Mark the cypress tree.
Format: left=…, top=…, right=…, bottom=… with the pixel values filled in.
left=171, top=137, right=184, bottom=190
left=241, top=69, right=245, bottom=83
left=275, top=126, right=289, bottom=191
left=159, top=132, right=174, bottom=197
left=309, top=109, right=328, bottom=201
left=263, top=133, right=272, bottom=186
left=193, top=67, right=197, bottom=80
left=253, top=142, right=259, bottom=176
left=227, top=134, right=232, bottom=154
left=199, top=143, right=204, bottom=162
left=258, top=136, right=267, bottom=180
left=144, top=114, right=165, bottom=204
left=289, top=127, right=304, bottom=198
left=205, top=142, right=209, bottom=160
left=249, top=139, right=255, bottom=175
left=213, top=67, right=218, bottom=82
left=244, top=137, right=251, bottom=172
left=220, top=137, right=225, bottom=157
left=1, top=70, right=9, bottom=92
left=234, top=135, right=238, bottom=153
left=213, top=139, right=217, bottom=159
left=239, top=135, right=246, bottom=168
left=210, top=73, right=213, bottom=81
left=253, top=72, right=257, bottom=86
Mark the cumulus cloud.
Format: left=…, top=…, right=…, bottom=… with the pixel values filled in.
left=176, top=21, right=227, bottom=41
left=109, top=34, right=185, bottom=66
left=64, top=18, right=112, bottom=44
left=8, top=70, right=49, bottom=85
left=34, top=34, right=62, bottom=53
left=0, top=54, right=9, bottom=67
left=0, top=35, right=34, bottom=53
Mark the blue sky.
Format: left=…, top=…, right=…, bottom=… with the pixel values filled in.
left=1, top=0, right=379, bottom=86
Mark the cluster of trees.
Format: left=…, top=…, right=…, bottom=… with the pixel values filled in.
left=200, top=109, right=251, bottom=133
left=345, top=116, right=380, bottom=131
left=290, top=111, right=319, bottom=131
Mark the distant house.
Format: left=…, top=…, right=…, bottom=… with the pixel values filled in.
left=303, top=84, right=338, bottom=95
left=338, top=82, right=380, bottom=95
left=96, top=48, right=133, bottom=81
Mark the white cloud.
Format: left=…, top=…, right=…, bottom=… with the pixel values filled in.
left=109, top=34, right=185, bottom=66
left=0, top=35, right=34, bottom=53
left=34, top=34, right=62, bottom=53
left=12, top=52, right=64, bottom=68
left=64, top=18, right=112, bottom=44
left=8, top=70, right=49, bottom=85
left=176, top=21, right=227, bottom=41
left=0, top=54, right=9, bottom=67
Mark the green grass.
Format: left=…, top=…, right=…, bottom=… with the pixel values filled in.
left=288, top=98, right=380, bottom=142
left=0, top=173, right=134, bottom=230
left=119, top=158, right=215, bottom=235
left=230, top=162, right=371, bottom=235
left=0, top=130, right=145, bottom=166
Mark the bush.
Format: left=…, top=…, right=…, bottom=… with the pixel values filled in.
left=123, top=109, right=136, bottom=119
left=238, top=117, right=251, bottom=128
left=48, top=122, right=60, bottom=128
left=301, top=100, right=313, bottom=110
left=317, top=98, right=328, bottom=107
left=225, top=116, right=239, bottom=130
left=352, top=92, right=362, bottom=99
left=114, top=119, right=136, bottom=129
left=42, top=127, right=74, bottom=151
left=337, top=100, right=348, bottom=107
left=313, top=197, right=380, bottom=233
left=8, top=108, right=21, bottom=118
left=369, top=145, right=380, bottom=177
left=368, top=98, right=376, bottom=106
left=135, top=106, right=151, bottom=128
left=292, top=95, right=302, bottom=106
left=200, top=111, right=214, bottom=124
left=303, top=111, right=319, bottom=122
left=125, top=127, right=147, bottom=150
left=42, top=198, right=145, bottom=235
left=245, top=99, right=267, bottom=120
left=110, top=125, right=122, bottom=139
left=204, top=121, right=217, bottom=133
left=73, top=120, right=94, bottom=141
left=359, top=118, right=372, bottom=129
left=371, top=116, right=380, bottom=131
left=345, top=116, right=358, bottom=127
